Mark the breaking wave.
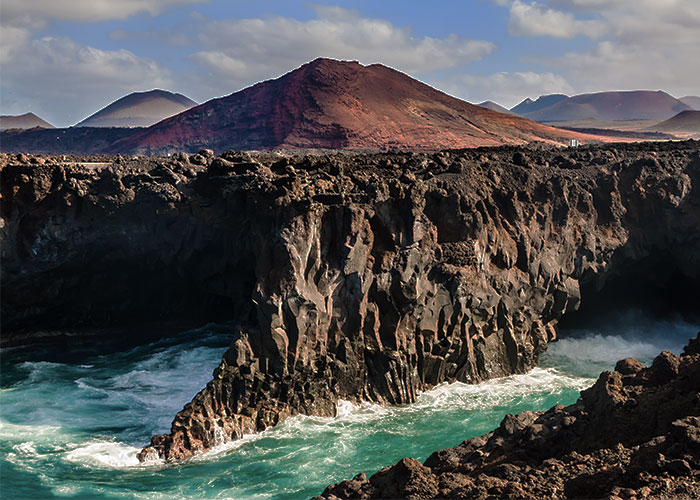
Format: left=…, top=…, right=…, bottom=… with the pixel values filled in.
left=1, top=312, right=697, bottom=499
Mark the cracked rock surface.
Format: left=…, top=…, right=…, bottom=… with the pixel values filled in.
left=317, top=334, right=700, bottom=500
left=1, top=141, right=699, bottom=461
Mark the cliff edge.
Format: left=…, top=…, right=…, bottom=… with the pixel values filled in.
left=1, top=142, right=699, bottom=462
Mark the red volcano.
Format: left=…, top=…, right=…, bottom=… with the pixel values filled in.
left=114, top=58, right=601, bottom=154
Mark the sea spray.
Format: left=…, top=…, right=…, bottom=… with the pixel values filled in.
left=546, top=309, right=697, bottom=377
left=0, top=314, right=697, bottom=500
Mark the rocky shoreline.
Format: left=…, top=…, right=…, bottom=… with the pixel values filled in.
left=1, top=141, right=699, bottom=462
left=317, top=333, right=700, bottom=500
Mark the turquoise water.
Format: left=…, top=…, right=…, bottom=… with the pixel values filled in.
left=1, top=314, right=697, bottom=500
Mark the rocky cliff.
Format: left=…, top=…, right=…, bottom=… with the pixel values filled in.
left=317, top=334, right=700, bottom=499
left=1, top=141, right=699, bottom=462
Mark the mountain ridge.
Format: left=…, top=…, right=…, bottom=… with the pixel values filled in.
left=510, top=94, right=569, bottom=116
left=75, top=89, right=197, bottom=128
left=514, top=90, right=691, bottom=122
left=646, top=110, right=700, bottom=135
left=0, top=112, right=54, bottom=130
left=113, top=58, right=600, bottom=154
left=679, top=96, right=700, bottom=110
left=477, top=101, right=513, bottom=114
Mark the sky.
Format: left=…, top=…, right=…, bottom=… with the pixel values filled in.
left=1, top=0, right=699, bottom=127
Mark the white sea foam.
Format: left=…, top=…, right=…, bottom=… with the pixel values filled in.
left=549, top=314, right=698, bottom=377
left=549, top=334, right=664, bottom=364
left=64, top=441, right=143, bottom=468
left=228, top=366, right=593, bottom=450
left=413, top=367, right=592, bottom=410
left=188, top=432, right=263, bottom=463
left=335, top=399, right=362, bottom=417
left=0, top=419, right=61, bottom=440
left=12, top=441, right=38, bottom=455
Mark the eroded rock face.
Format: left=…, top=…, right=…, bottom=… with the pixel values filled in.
left=1, top=142, right=699, bottom=462
left=317, top=334, right=700, bottom=500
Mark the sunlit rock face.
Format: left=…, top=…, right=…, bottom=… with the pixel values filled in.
left=1, top=141, right=698, bottom=461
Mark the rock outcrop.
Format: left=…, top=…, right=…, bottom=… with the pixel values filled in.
left=1, top=141, right=699, bottom=462
left=317, top=334, right=700, bottom=500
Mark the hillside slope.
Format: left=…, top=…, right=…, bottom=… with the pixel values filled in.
left=679, top=96, right=700, bottom=110
left=646, top=110, right=700, bottom=135
left=0, top=112, right=54, bottom=130
left=114, top=58, right=601, bottom=154
left=76, top=90, right=196, bottom=128
left=520, top=90, right=690, bottom=122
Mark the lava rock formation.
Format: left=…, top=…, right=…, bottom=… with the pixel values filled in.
left=317, top=334, right=700, bottom=499
left=1, top=141, right=699, bottom=462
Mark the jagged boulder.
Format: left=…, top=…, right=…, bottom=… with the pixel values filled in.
left=317, top=333, right=700, bottom=499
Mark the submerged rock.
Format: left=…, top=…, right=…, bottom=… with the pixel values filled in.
left=1, top=142, right=699, bottom=462
left=317, top=334, right=700, bottom=499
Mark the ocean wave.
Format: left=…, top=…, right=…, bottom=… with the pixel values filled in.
left=213, top=366, right=593, bottom=454
left=63, top=440, right=144, bottom=468
left=0, top=419, right=61, bottom=440
left=547, top=314, right=699, bottom=377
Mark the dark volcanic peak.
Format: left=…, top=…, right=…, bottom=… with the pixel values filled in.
left=510, top=94, right=569, bottom=115
left=113, top=58, right=594, bottom=154
left=0, top=112, right=54, bottom=130
left=520, top=90, right=691, bottom=122
left=477, top=101, right=513, bottom=114
left=76, top=89, right=197, bottom=128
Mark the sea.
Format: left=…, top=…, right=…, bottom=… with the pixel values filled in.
left=1, top=310, right=697, bottom=499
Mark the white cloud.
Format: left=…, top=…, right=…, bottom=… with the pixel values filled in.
left=0, top=26, right=31, bottom=64
left=550, top=0, right=700, bottom=42
left=508, top=1, right=607, bottom=38
left=436, top=71, right=574, bottom=109
left=490, top=1, right=699, bottom=98
left=559, top=41, right=700, bottom=97
left=1, top=36, right=172, bottom=126
left=187, top=6, right=495, bottom=96
left=547, top=1, right=700, bottom=97
left=1, top=0, right=205, bottom=26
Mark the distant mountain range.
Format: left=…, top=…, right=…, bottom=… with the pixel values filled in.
left=0, top=112, right=54, bottom=130
left=647, top=110, right=700, bottom=135
left=4, top=59, right=699, bottom=155
left=476, top=101, right=513, bottom=114
left=510, top=94, right=569, bottom=117
left=679, top=96, right=700, bottom=110
left=76, top=90, right=197, bottom=128
left=113, top=58, right=591, bottom=154
left=510, top=90, right=692, bottom=122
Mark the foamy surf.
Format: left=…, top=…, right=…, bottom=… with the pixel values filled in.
left=2, top=317, right=696, bottom=499
left=549, top=312, right=698, bottom=377
left=64, top=441, right=143, bottom=468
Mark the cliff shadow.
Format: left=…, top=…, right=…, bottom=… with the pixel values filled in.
left=558, top=250, right=700, bottom=337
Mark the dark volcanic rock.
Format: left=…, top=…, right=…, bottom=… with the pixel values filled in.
left=318, top=335, right=700, bottom=499
left=0, top=127, right=144, bottom=154
left=1, top=141, right=699, bottom=463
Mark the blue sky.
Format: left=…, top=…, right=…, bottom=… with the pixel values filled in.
left=2, top=0, right=698, bottom=126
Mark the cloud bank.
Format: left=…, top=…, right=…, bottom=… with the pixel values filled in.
left=188, top=6, right=495, bottom=97
left=1, top=1, right=697, bottom=125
